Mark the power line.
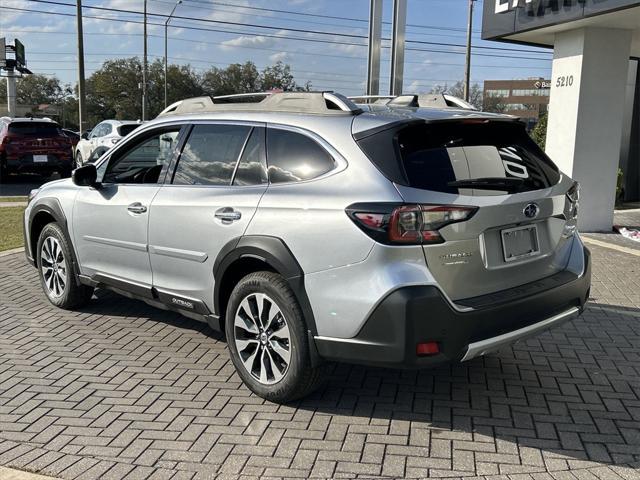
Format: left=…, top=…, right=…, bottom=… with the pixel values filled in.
left=24, top=0, right=551, bottom=56
left=5, top=5, right=552, bottom=64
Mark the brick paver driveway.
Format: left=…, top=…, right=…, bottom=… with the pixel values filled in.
left=0, top=243, right=639, bottom=480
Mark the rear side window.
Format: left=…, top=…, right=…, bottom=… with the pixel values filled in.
left=358, top=121, right=560, bottom=195
left=8, top=122, right=61, bottom=136
left=267, top=129, right=335, bottom=183
left=173, top=124, right=251, bottom=186
left=118, top=124, right=140, bottom=137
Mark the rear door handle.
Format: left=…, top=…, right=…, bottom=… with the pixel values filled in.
left=127, top=202, right=147, bottom=214
left=215, top=207, right=241, bottom=222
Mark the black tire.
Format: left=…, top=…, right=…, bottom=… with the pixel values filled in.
left=225, top=271, right=328, bottom=403
left=36, top=222, right=94, bottom=309
left=0, top=156, right=6, bottom=184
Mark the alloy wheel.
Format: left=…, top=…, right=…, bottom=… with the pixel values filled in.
left=233, top=293, right=291, bottom=385
left=41, top=236, right=67, bottom=298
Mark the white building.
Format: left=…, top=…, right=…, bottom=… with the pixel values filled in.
left=483, top=0, right=640, bottom=231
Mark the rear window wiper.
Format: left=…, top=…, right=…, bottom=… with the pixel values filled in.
left=447, top=177, right=525, bottom=192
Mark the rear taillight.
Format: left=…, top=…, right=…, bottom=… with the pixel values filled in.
left=1, top=136, right=11, bottom=145
left=347, top=203, right=477, bottom=245
left=566, top=181, right=580, bottom=220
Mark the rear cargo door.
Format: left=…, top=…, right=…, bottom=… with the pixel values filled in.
left=363, top=120, right=578, bottom=301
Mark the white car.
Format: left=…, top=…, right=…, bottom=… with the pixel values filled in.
left=75, top=120, right=142, bottom=167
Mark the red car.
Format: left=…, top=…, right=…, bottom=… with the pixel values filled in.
left=0, top=117, right=74, bottom=183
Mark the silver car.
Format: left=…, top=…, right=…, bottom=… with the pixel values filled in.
left=24, top=92, right=590, bottom=403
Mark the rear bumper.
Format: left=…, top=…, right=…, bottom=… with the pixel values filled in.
left=5, top=154, right=72, bottom=173
left=314, top=247, right=591, bottom=369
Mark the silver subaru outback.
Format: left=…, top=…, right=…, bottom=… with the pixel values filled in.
left=24, top=92, right=590, bottom=403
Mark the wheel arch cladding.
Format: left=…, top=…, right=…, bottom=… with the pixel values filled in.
left=213, top=235, right=319, bottom=337
left=28, top=198, right=82, bottom=286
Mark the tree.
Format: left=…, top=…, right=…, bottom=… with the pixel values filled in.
left=2, top=58, right=308, bottom=129
left=84, top=57, right=206, bottom=123
left=201, top=62, right=261, bottom=97
left=483, top=93, right=508, bottom=114
left=261, top=62, right=310, bottom=92
left=200, top=61, right=310, bottom=96
left=531, top=112, right=548, bottom=150
left=429, top=80, right=482, bottom=109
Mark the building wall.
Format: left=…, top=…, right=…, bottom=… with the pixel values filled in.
left=483, top=78, right=550, bottom=129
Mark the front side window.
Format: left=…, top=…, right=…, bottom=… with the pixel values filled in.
left=102, top=128, right=180, bottom=184
left=172, top=124, right=251, bottom=186
left=266, top=128, right=335, bottom=183
left=102, top=123, right=113, bottom=135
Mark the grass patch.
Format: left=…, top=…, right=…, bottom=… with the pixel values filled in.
left=0, top=197, right=27, bottom=203
left=0, top=206, right=25, bottom=251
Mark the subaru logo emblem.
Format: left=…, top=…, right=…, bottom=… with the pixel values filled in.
left=523, top=203, right=539, bottom=219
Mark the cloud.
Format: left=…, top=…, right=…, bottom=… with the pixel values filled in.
left=221, top=35, right=275, bottom=50
left=269, top=52, right=289, bottom=63
left=329, top=43, right=366, bottom=57
left=0, top=0, right=31, bottom=24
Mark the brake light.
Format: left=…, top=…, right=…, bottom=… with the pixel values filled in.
left=347, top=203, right=477, bottom=245
left=1, top=136, right=11, bottom=145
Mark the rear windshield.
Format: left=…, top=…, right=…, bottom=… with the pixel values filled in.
left=117, top=124, right=140, bottom=137
left=358, top=121, right=560, bottom=195
left=8, top=122, right=62, bottom=136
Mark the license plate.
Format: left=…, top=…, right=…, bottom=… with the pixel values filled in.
left=501, top=225, right=540, bottom=262
left=33, top=155, right=48, bottom=163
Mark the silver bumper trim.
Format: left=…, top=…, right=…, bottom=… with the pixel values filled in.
left=461, top=306, right=580, bottom=362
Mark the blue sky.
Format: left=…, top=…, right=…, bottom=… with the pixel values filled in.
left=0, top=0, right=554, bottom=95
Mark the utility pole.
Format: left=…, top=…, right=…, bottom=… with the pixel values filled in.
left=165, top=0, right=182, bottom=108
left=76, top=0, right=87, bottom=132
left=142, top=0, right=148, bottom=121
left=463, top=0, right=476, bottom=102
left=6, top=70, right=17, bottom=117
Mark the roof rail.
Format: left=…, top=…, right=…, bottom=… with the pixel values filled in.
left=349, top=93, right=477, bottom=111
left=157, top=91, right=362, bottom=117
left=347, top=95, right=394, bottom=105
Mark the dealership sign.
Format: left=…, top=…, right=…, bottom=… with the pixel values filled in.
left=494, top=0, right=583, bottom=14
left=483, top=0, right=640, bottom=42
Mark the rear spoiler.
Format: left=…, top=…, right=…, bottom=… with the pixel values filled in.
left=353, top=116, right=523, bottom=142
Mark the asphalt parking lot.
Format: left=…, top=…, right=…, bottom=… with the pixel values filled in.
left=0, top=241, right=639, bottom=480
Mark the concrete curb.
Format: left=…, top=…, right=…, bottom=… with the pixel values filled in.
left=0, top=466, right=59, bottom=480
left=0, top=247, right=25, bottom=257
left=582, top=236, right=640, bottom=257
left=0, top=202, right=27, bottom=207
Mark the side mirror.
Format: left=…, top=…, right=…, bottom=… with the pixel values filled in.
left=81, top=131, right=89, bottom=140
left=72, top=163, right=98, bottom=187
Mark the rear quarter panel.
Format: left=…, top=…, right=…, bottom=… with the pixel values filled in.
left=245, top=123, right=401, bottom=274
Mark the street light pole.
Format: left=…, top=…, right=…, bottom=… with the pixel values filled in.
left=463, top=0, right=476, bottom=102
left=76, top=0, right=87, bottom=132
left=142, top=0, right=148, bottom=121
left=164, top=0, right=181, bottom=108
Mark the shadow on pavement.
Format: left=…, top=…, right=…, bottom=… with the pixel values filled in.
left=68, top=286, right=640, bottom=470
left=0, top=173, right=63, bottom=197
